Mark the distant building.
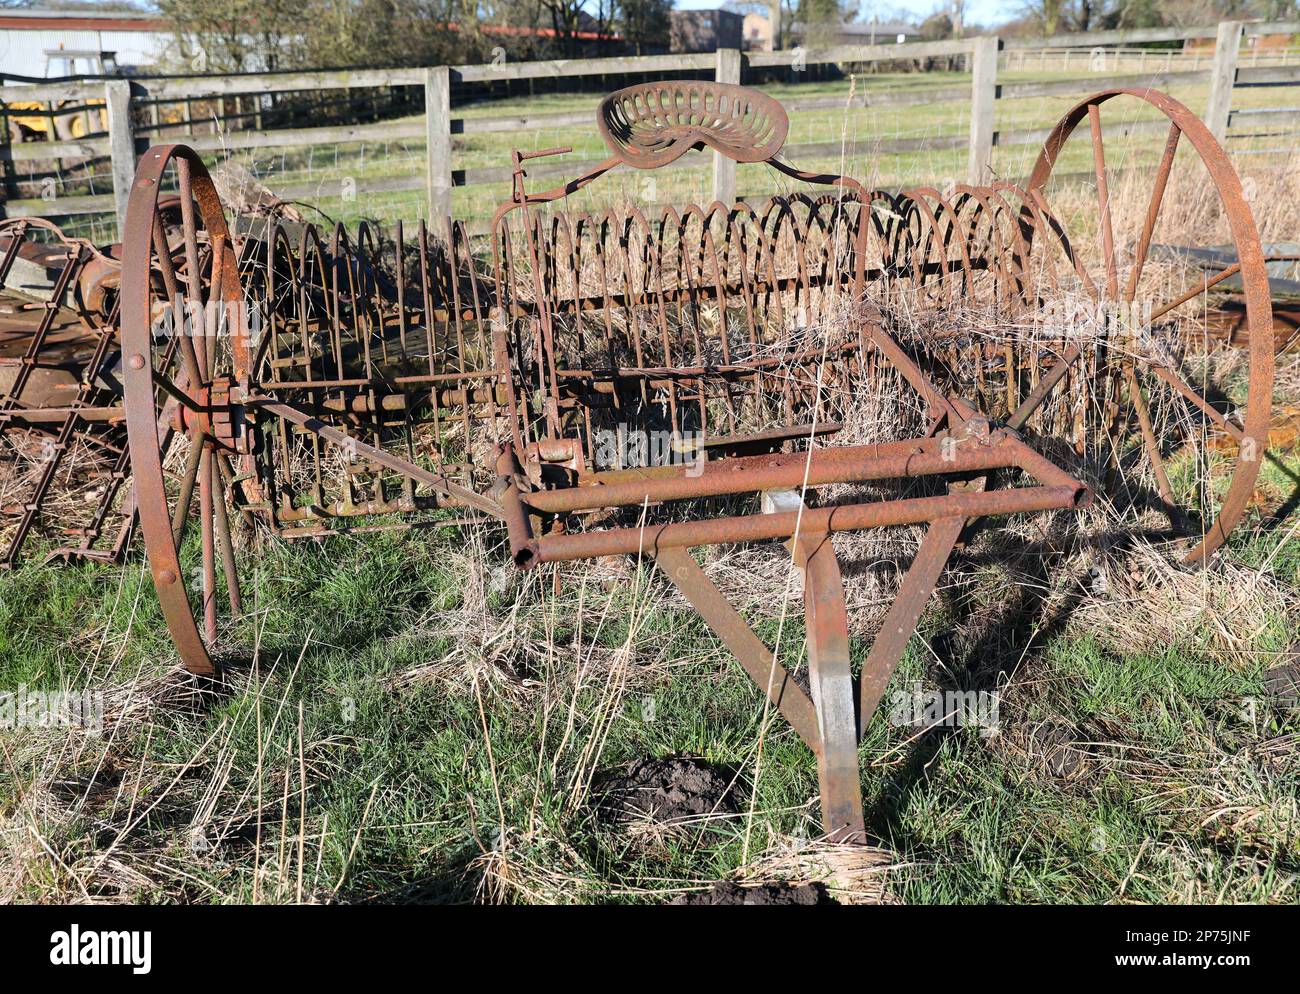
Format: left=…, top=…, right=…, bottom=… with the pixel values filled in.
left=789, top=18, right=920, bottom=47
left=0, top=8, right=168, bottom=79
left=743, top=13, right=773, bottom=52
left=670, top=9, right=744, bottom=53
left=1185, top=31, right=1294, bottom=55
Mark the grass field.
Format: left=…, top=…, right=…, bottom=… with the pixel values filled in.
left=2, top=60, right=1299, bottom=905
left=20, top=56, right=1300, bottom=243
left=0, top=429, right=1296, bottom=903
left=200, top=63, right=1300, bottom=231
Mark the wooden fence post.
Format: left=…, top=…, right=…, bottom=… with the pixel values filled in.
left=424, top=66, right=452, bottom=227
left=967, top=35, right=997, bottom=185
left=105, top=79, right=137, bottom=234
left=1206, top=19, right=1242, bottom=143
left=713, top=48, right=742, bottom=207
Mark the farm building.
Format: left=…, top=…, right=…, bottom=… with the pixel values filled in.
left=0, top=8, right=169, bottom=80
left=788, top=18, right=920, bottom=47
left=741, top=15, right=920, bottom=52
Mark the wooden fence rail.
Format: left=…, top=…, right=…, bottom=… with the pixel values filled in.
left=1, top=18, right=1298, bottom=233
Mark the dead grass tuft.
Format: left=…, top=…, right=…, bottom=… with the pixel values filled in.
left=737, top=834, right=900, bottom=905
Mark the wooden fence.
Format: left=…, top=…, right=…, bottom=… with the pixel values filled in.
left=1, top=18, right=1298, bottom=236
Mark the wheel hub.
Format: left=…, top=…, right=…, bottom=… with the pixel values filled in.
left=173, top=374, right=248, bottom=453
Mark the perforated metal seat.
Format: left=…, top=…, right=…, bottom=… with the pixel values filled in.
left=597, top=81, right=789, bottom=169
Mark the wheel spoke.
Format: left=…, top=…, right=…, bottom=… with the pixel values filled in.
left=1124, top=364, right=1182, bottom=524
left=211, top=455, right=242, bottom=617
left=207, top=234, right=227, bottom=384
left=1149, top=362, right=1245, bottom=441
left=1088, top=103, right=1119, bottom=299
left=1149, top=262, right=1241, bottom=322
left=199, top=442, right=217, bottom=645
left=1007, top=343, right=1081, bottom=431
left=1125, top=122, right=1181, bottom=302
left=152, top=217, right=204, bottom=390
left=151, top=365, right=204, bottom=415
left=177, top=157, right=208, bottom=381
left=171, top=437, right=203, bottom=547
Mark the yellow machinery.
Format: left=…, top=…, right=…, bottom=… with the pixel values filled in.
left=3, top=51, right=117, bottom=143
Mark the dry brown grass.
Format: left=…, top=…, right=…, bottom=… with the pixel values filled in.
left=736, top=834, right=900, bottom=905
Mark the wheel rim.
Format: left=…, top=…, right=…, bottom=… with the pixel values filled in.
left=1024, top=88, right=1274, bottom=565
left=121, top=145, right=252, bottom=675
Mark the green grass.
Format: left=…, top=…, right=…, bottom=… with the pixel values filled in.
left=188, top=64, right=1290, bottom=240
left=1, top=434, right=1296, bottom=903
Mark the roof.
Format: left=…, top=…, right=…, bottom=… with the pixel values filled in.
left=0, top=10, right=620, bottom=41
left=790, top=20, right=919, bottom=37
left=0, top=9, right=167, bottom=32
left=670, top=8, right=743, bottom=19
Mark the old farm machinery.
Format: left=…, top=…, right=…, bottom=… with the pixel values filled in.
left=3, top=83, right=1279, bottom=840
left=0, top=218, right=133, bottom=568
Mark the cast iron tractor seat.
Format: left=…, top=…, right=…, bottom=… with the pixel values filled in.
left=597, top=81, right=790, bottom=168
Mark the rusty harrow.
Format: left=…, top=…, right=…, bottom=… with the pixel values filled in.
left=0, top=218, right=134, bottom=567
left=2, top=83, right=1278, bottom=840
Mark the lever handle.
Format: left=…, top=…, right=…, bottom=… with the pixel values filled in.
left=517, top=146, right=573, bottom=161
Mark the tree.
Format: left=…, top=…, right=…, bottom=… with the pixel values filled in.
left=298, top=0, right=468, bottom=68
left=618, top=0, right=671, bottom=55
left=796, top=0, right=848, bottom=48
left=4, top=0, right=146, bottom=7
left=1160, top=0, right=1298, bottom=24
left=157, top=0, right=302, bottom=72
left=1013, top=0, right=1261, bottom=34
left=157, top=0, right=480, bottom=72
left=919, top=11, right=953, bottom=39
left=536, top=0, right=619, bottom=56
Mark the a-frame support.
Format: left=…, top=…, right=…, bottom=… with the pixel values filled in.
left=651, top=485, right=970, bottom=843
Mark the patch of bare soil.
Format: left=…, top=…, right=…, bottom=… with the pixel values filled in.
left=671, top=881, right=836, bottom=905
left=594, top=756, right=736, bottom=826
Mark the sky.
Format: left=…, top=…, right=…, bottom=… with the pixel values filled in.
left=672, top=0, right=1017, bottom=29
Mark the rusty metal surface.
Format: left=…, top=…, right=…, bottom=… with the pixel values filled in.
left=523, top=483, right=1086, bottom=564
left=476, top=82, right=1275, bottom=841
left=597, top=81, right=789, bottom=169
left=1026, top=87, right=1274, bottom=566
left=0, top=217, right=131, bottom=569
left=120, top=145, right=247, bottom=676
left=789, top=517, right=865, bottom=844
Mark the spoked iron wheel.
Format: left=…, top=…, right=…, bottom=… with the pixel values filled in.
left=121, top=146, right=254, bottom=675
left=1023, top=89, right=1274, bottom=565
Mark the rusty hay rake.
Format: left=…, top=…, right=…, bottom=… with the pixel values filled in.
left=0, top=82, right=1280, bottom=840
